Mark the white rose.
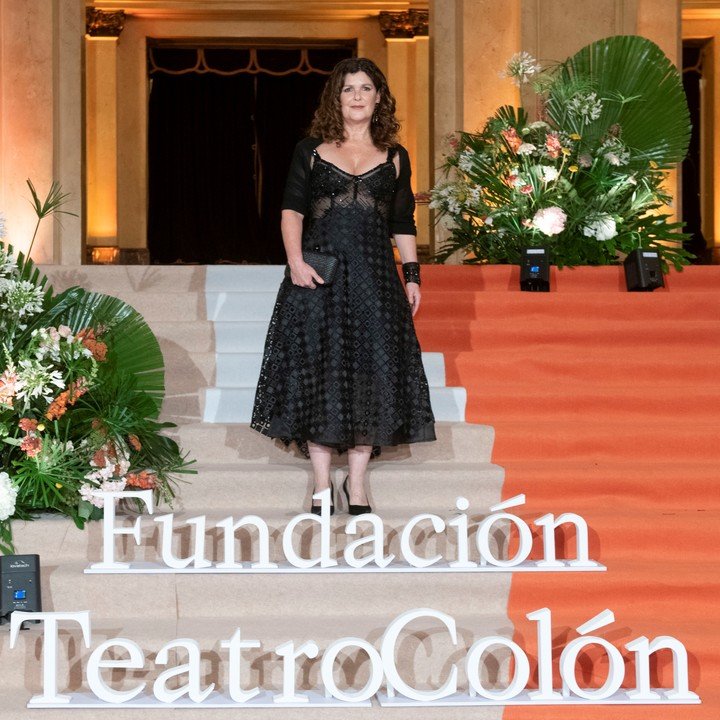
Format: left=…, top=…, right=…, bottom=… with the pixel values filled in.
left=531, top=206, right=567, bottom=236
left=0, top=471, right=18, bottom=521
left=582, top=215, right=617, bottom=242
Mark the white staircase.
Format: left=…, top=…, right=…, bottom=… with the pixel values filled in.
left=203, top=266, right=467, bottom=423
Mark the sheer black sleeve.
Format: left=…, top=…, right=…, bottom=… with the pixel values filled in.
left=390, top=144, right=417, bottom=236
left=281, top=138, right=317, bottom=216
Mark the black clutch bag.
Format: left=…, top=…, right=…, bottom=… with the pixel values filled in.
left=285, top=249, right=339, bottom=285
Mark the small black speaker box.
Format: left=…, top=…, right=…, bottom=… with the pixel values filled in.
left=520, top=247, right=550, bottom=292
left=1, top=554, right=42, bottom=623
left=624, top=248, right=664, bottom=292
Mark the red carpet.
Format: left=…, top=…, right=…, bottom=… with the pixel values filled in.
left=416, top=264, right=720, bottom=717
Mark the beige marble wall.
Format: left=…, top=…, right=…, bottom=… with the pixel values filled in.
left=0, top=0, right=83, bottom=265
left=114, top=16, right=387, bottom=250
left=386, top=36, right=433, bottom=246
left=0, top=0, right=55, bottom=262
left=430, top=0, right=521, bottom=258
left=54, top=0, right=85, bottom=265
left=520, top=0, right=638, bottom=116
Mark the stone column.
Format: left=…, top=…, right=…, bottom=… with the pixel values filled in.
left=430, top=0, right=521, bottom=260
left=0, top=0, right=54, bottom=262
left=380, top=10, right=431, bottom=251
left=85, top=9, right=124, bottom=255
left=55, top=0, right=85, bottom=265
left=414, top=26, right=431, bottom=256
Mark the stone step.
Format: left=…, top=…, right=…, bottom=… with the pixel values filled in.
left=152, top=321, right=215, bottom=353
left=11, top=481, right=514, bottom=566
left=159, top=351, right=216, bottom=391
left=460, top=385, right=720, bottom=422
left=215, top=320, right=270, bottom=352
left=172, top=460, right=505, bottom=509
left=162, top=422, right=495, bottom=466
left=202, top=386, right=467, bottom=424
left=39, top=264, right=208, bottom=294
left=214, top=351, right=448, bottom=388
left=418, top=291, right=720, bottom=322
left=88, top=291, right=207, bottom=322
left=206, top=264, right=286, bottom=291
left=207, top=291, right=276, bottom=322
left=15, top=560, right=512, bottom=623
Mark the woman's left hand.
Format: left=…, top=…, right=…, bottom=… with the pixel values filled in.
left=405, top=282, right=421, bottom=317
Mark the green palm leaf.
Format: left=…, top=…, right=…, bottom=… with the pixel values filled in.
left=32, top=288, right=165, bottom=416
left=545, top=35, right=691, bottom=165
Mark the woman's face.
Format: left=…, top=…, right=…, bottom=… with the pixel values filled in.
left=339, top=71, right=380, bottom=125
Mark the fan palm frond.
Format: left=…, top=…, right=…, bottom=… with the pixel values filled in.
left=31, top=288, right=165, bottom=416
left=545, top=35, right=691, bottom=165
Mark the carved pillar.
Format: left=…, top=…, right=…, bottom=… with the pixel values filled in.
left=379, top=10, right=430, bottom=251
left=85, top=9, right=125, bottom=253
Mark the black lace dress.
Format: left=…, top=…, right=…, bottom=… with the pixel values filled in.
left=250, top=136, right=436, bottom=456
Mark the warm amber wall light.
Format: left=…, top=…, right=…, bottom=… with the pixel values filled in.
left=91, top=246, right=119, bottom=264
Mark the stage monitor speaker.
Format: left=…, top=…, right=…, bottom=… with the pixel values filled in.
left=1, top=554, right=41, bottom=625
left=520, top=247, right=550, bottom=292
left=624, top=248, right=664, bottom=292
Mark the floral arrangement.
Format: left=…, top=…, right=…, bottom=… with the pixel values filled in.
left=431, top=35, right=692, bottom=270
left=0, top=182, right=191, bottom=553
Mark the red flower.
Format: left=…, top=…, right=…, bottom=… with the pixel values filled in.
left=19, top=418, right=39, bottom=433
left=21, top=435, right=42, bottom=457
left=125, top=470, right=157, bottom=489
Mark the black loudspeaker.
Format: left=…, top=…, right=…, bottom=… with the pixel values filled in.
left=623, top=248, right=665, bottom=292
left=520, top=247, right=550, bottom=292
left=1, top=554, right=41, bottom=624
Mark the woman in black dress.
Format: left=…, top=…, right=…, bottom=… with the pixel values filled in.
left=250, top=58, right=435, bottom=514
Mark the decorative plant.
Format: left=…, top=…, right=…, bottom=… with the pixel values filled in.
left=0, top=182, right=192, bottom=553
left=430, top=36, right=693, bottom=271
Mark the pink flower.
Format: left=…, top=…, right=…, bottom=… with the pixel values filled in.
left=519, top=184, right=533, bottom=195
left=501, top=128, right=523, bottom=153
left=531, top=206, right=567, bottom=236
left=545, top=133, right=562, bottom=159
left=0, top=370, right=21, bottom=408
left=21, top=435, right=42, bottom=458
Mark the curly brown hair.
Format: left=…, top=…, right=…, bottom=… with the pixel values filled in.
left=309, top=58, right=401, bottom=149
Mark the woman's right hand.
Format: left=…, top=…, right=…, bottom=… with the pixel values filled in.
left=288, top=260, right=325, bottom=289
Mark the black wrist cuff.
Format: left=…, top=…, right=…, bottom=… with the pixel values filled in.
left=402, top=262, right=421, bottom=285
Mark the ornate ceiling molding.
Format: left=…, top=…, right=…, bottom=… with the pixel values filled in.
left=683, top=0, right=720, bottom=19
left=378, top=11, right=414, bottom=38
left=378, top=9, right=427, bottom=38
left=85, top=2, right=428, bottom=21
left=409, top=9, right=428, bottom=36
left=86, top=8, right=126, bottom=36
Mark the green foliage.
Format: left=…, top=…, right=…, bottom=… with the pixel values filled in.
left=0, top=238, right=193, bottom=553
left=431, top=35, right=693, bottom=271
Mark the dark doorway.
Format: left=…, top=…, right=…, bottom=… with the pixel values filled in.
left=147, top=43, right=355, bottom=264
left=682, top=39, right=711, bottom=264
